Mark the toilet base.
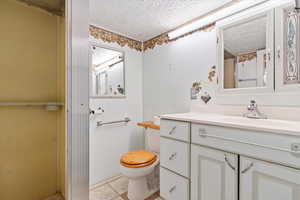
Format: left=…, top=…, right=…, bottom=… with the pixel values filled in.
left=127, top=176, right=148, bottom=200
left=126, top=171, right=159, bottom=200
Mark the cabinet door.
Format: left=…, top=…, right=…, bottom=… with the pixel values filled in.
left=240, top=156, right=300, bottom=200
left=160, top=167, right=189, bottom=200
left=275, top=3, right=300, bottom=93
left=191, top=145, right=238, bottom=200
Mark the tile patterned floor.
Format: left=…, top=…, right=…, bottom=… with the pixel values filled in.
left=90, top=176, right=162, bottom=200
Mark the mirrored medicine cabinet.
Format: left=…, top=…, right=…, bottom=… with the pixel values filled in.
left=90, top=45, right=126, bottom=98
left=217, top=2, right=300, bottom=100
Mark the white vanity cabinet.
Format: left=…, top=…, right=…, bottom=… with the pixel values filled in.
left=191, top=145, right=238, bottom=200
left=160, top=116, right=300, bottom=200
left=160, top=119, right=190, bottom=200
left=240, top=156, right=300, bottom=200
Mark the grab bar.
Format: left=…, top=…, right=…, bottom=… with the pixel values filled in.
left=97, top=117, right=130, bottom=127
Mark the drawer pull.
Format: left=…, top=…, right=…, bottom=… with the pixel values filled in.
left=169, top=126, right=177, bottom=135
left=224, top=154, right=236, bottom=171
left=241, top=163, right=254, bottom=174
left=169, top=185, right=176, bottom=193
left=169, top=152, right=177, bottom=160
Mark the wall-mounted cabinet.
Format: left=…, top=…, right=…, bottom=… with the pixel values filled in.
left=216, top=1, right=300, bottom=105
left=217, top=8, right=275, bottom=95
left=275, top=3, right=300, bottom=93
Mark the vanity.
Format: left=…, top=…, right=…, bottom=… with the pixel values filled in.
left=159, top=113, right=300, bottom=200
left=159, top=1, right=300, bottom=199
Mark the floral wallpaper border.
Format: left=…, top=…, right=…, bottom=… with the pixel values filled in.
left=90, top=23, right=215, bottom=52
left=143, top=33, right=170, bottom=51
left=237, top=52, right=257, bottom=63
left=90, top=25, right=143, bottom=51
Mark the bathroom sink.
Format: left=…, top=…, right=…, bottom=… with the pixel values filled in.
left=161, top=112, right=300, bottom=136
left=203, top=114, right=300, bottom=136
left=219, top=115, right=296, bottom=128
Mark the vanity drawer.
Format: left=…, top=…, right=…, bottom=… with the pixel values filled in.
left=160, top=167, right=189, bottom=200
left=160, top=119, right=190, bottom=142
left=160, top=137, right=189, bottom=177
left=191, top=123, right=300, bottom=169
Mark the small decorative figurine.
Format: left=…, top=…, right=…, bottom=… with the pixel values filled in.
left=201, top=92, right=212, bottom=104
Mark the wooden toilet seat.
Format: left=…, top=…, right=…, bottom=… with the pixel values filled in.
left=120, top=150, right=157, bottom=168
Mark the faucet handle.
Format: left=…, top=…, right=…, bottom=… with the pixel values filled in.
left=250, top=99, right=256, bottom=105
left=247, top=100, right=257, bottom=111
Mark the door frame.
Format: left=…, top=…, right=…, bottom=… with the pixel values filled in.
left=66, top=0, right=90, bottom=199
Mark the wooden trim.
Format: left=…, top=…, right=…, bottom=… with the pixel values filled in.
left=137, top=121, right=160, bottom=130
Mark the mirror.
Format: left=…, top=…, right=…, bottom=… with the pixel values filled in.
left=91, top=46, right=125, bottom=97
left=223, top=15, right=268, bottom=89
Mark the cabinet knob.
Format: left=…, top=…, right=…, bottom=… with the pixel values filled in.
left=277, top=46, right=281, bottom=60
left=267, top=49, right=272, bottom=62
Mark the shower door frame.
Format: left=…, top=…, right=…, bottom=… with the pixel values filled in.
left=66, top=0, right=90, bottom=199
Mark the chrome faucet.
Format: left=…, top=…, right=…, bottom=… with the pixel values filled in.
left=243, top=100, right=267, bottom=119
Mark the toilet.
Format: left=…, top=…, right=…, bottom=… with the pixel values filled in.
left=120, top=127, right=160, bottom=200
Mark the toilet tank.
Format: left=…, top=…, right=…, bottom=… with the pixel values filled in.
left=145, top=128, right=160, bottom=153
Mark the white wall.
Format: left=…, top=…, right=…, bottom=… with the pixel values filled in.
left=143, top=29, right=217, bottom=120
left=89, top=38, right=144, bottom=185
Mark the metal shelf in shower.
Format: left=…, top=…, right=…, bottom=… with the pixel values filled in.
left=0, top=102, right=64, bottom=111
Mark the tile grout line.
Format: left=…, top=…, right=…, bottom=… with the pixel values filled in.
left=107, top=182, right=121, bottom=196
left=107, top=177, right=127, bottom=200
left=90, top=175, right=161, bottom=200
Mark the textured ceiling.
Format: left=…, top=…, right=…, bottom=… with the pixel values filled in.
left=224, top=16, right=267, bottom=55
left=17, top=0, right=64, bottom=15
left=90, top=0, right=235, bottom=41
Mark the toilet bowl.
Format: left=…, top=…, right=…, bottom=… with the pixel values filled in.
left=120, top=126, right=160, bottom=200
left=120, top=150, right=159, bottom=200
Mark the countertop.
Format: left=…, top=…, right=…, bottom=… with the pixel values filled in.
left=161, top=112, right=300, bottom=137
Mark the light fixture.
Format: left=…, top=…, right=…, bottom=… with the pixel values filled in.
left=168, top=0, right=268, bottom=40
left=95, top=56, right=123, bottom=70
